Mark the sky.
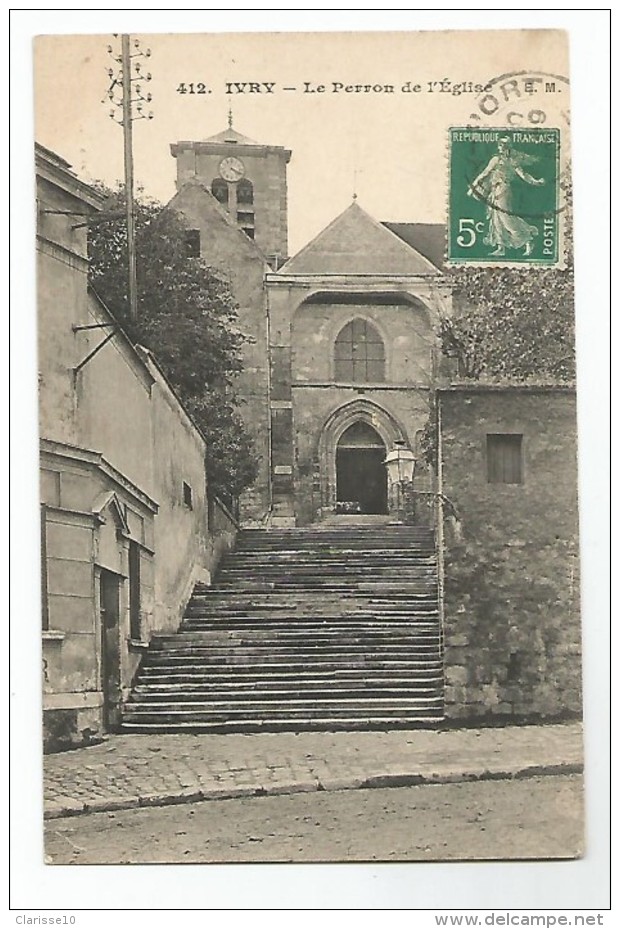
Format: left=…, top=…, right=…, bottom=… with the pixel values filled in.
left=34, top=29, right=569, bottom=256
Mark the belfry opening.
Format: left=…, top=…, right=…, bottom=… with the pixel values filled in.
left=335, top=421, right=388, bottom=515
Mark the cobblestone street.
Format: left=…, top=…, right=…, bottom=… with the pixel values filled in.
left=44, top=722, right=583, bottom=819
left=45, top=774, right=584, bottom=864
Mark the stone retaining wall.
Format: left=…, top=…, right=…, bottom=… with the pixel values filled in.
left=438, top=386, right=582, bottom=721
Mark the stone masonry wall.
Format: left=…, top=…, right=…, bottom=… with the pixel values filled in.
left=438, top=387, right=582, bottom=721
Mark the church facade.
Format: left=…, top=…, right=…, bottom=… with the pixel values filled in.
left=170, top=122, right=450, bottom=527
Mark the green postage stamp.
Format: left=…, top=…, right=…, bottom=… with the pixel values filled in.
left=448, top=127, right=560, bottom=265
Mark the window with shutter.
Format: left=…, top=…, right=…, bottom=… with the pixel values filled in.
left=486, top=434, right=523, bottom=484
left=211, top=178, right=229, bottom=206
left=184, top=229, right=201, bottom=258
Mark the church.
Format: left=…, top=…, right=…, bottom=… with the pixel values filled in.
left=168, top=119, right=451, bottom=527
left=37, top=124, right=582, bottom=744
left=150, top=122, right=580, bottom=728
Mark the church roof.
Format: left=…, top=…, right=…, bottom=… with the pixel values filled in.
left=202, top=126, right=258, bottom=145
left=280, top=201, right=441, bottom=276
left=382, top=223, right=446, bottom=272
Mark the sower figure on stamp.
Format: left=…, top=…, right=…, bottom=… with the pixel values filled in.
left=467, top=136, right=545, bottom=257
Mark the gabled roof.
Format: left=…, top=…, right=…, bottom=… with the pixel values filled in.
left=382, top=223, right=446, bottom=272
left=167, top=179, right=270, bottom=265
left=280, top=201, right=440, bottom=276
left=92, top=490, right=130, bottom=534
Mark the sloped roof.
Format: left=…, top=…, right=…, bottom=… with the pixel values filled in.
left=167, top=179, right=269, bottom=264
left=280, top=201, right=440, bottom=276
left=202, top=127, right=258, bottom=145
left=382, top=222, right=446, bottom=272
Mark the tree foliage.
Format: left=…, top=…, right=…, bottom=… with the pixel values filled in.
left=87, top=185, right=259, bottom=499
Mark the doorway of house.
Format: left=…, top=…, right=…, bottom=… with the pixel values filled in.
left=99, top=568, right=122, bottom=730
left=336, top=421, right=388, bottom=514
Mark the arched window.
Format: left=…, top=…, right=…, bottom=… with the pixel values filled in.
left=334, top=318, right=385, bottom=383
left=211, top=178, right=229, bottom=206
left=237, top=178, right=254, bottom=205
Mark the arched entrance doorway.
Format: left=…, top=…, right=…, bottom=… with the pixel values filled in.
left=317, top=398, right=410, bottom=519
left=336, top=421, right=387, bottom=514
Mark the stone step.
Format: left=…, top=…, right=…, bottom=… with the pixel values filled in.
left=132, top=673, right=443, bottom=690
left=190, top=591, right=437, bottom=600
left=145, top=644, right=442, bottom=662
left=156, top=623, right=441, bottom=640
left=222, top=555, right=436, bottom=562
left=146, top=648, right=442, bottom=662
left=120, top=716, right=444, bottom=733
left=143, top=664, right=441, bottom=678
left=216, top=570, right=437, bottom=581
left=151, top=628, right=441, bottom=646
left=145, top=653, right=442, bottom=667
left=150, top=633, right=441, bottom=646
left=138, top=660, right=444, bottom=676
left=142, top=674, right=442, bottom=688
left=180, top=619, right=440, bottom=632
left=237, top=529, right=433, bottom=538
left=237, top=533, right=433, bottom=542
left=123, top=697, right=445, bottom=720
left=144, top=660, right=442, bottom=675
left=183, top=607, right=439, bottom=619
left=217, top=561, right=436, bottom=582
left=124, top=524, right=444, bottom=732
left=215, top=579, right=437, bottom=588
left=223, top=553, right=435, bottom=560
left=234, top=543, right=436, bottom=553
left=144, top=653, right=442, bottom=667
left=208, top=586, right=438, bottom=596
left=130, top=683, right=444, bottom=702
left=184, top=604, right=439, bottom=616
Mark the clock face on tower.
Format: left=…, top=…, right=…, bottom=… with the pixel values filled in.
left=219, top=156, right=245, bottom=182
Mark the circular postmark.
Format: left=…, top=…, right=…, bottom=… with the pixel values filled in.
left=469, top=68, right=570, bottom=208
left=468, top=70, right=570, bottom=133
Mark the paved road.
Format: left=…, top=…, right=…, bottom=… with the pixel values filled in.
left=45, top=774, right=584, bottom=864
left=44, top=723, right=584, bottom=818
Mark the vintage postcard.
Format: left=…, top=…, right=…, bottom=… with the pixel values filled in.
left=34, top=29, right=583, bottom=866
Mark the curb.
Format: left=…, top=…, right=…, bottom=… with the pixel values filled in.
left=44, top=761, right=583, bottom=820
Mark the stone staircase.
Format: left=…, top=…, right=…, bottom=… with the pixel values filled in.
left=122, top=525, right=444, bottom=732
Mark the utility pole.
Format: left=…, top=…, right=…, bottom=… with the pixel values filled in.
left=121, top=35, right=138, bottom=321
left=105, top=35, right=153, bottom=322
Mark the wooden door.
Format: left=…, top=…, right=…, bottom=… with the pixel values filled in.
left=100, top=569, right=122, bottom=730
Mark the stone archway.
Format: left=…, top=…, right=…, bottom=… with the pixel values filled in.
left=317, top=399, right=409, bottom=516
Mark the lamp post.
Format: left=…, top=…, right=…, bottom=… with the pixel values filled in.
left=385, top=440, right=416, bottom=522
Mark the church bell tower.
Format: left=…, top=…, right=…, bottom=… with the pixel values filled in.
left=170, top=114, right=291, bottom=268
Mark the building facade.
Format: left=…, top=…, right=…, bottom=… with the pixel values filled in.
left=266, top=201, right=451, bottom=526
left=169, top=125, right=451, bottom=527
left=37, top=145, right=237, bottom=749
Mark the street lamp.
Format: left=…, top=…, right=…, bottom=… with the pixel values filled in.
left=385, top=440, right=416, bottom=521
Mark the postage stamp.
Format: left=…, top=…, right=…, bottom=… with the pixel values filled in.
left=448, top=126, right=560, bottom=265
